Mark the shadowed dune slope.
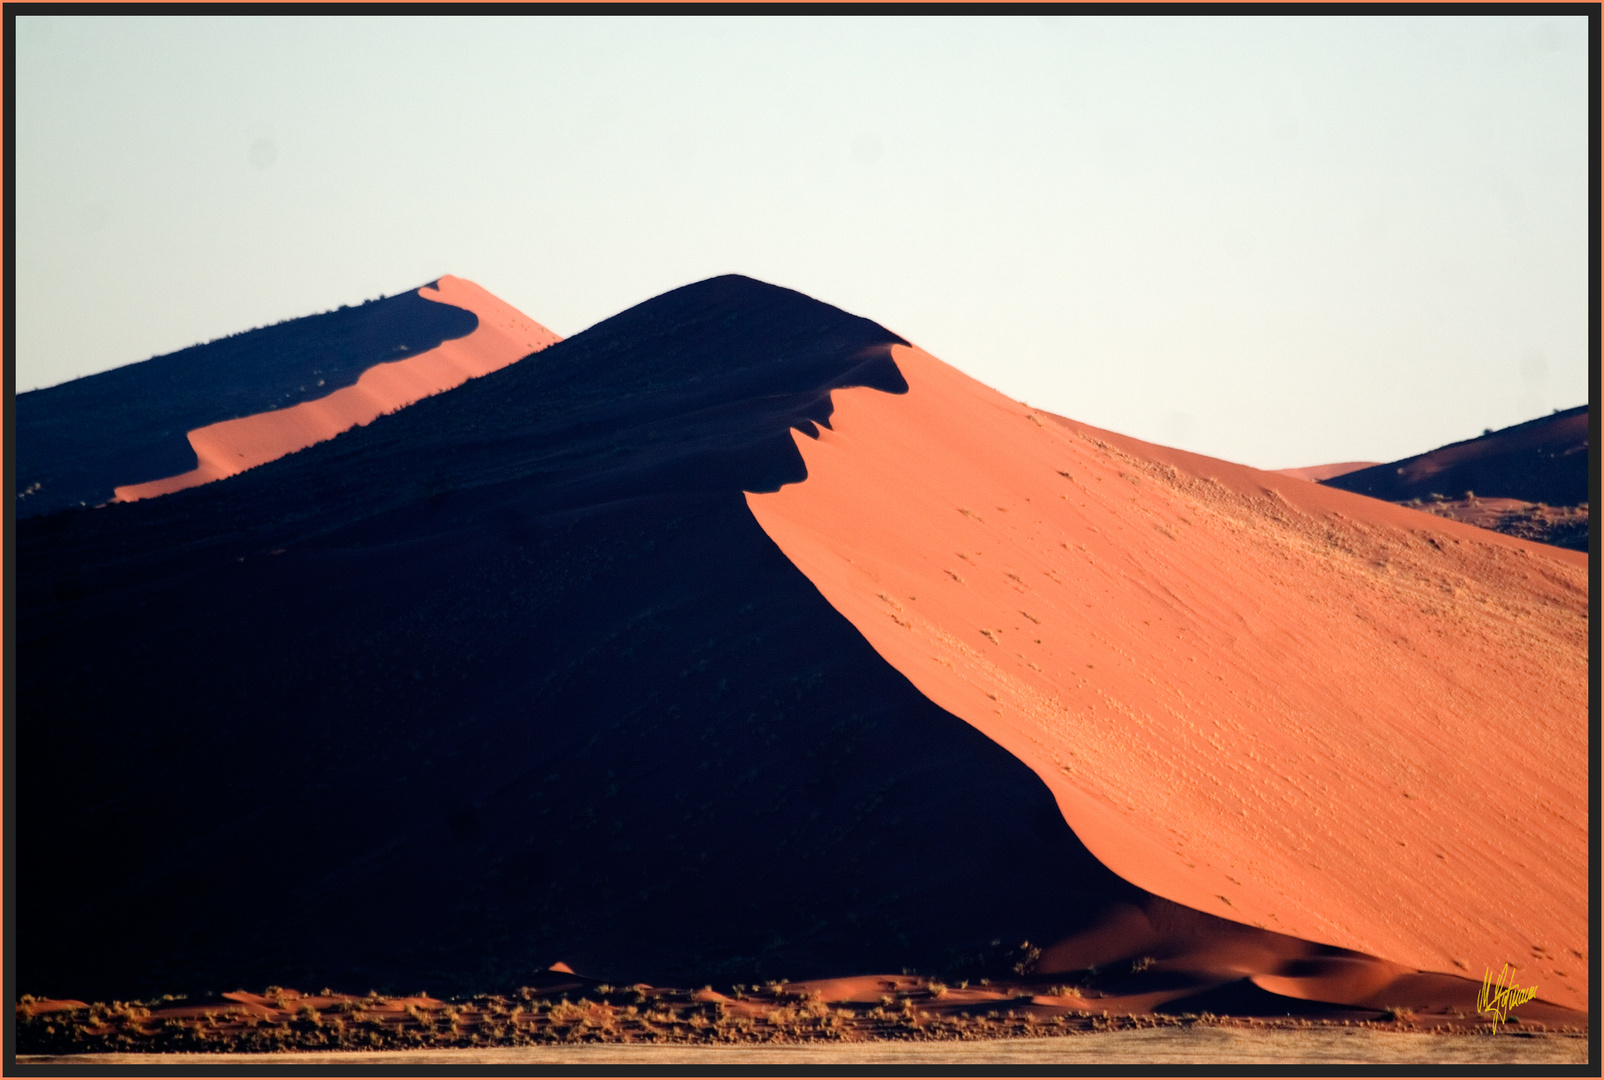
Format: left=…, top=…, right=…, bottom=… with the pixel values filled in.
left=747, top=345, right=1588, bottom=1013
left=19, top=277, right=1156, bottom=1002
left=1319, top=406, right=1588, bottom=508
left=16, top=282, right=480, bottom=518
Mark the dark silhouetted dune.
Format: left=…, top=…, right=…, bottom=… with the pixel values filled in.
left=1319, top=407, right=1587, bottom=508
left=15, top=277, right=1586, bottom=1030
left=18, top=277, right=1139, bottom=1002
left=1283, top=411, right=1589, bottom=552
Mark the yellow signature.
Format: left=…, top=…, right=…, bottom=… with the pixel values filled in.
left=1476, top=964, right=1537, bottom=1028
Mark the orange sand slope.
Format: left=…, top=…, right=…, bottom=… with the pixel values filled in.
left=115, top=277, right=559, bottom=502
left=747, top=344, right=1587, bottom=1013
left=1273, top=462, right=1380, bottom=483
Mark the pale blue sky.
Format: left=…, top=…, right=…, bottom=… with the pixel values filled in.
left=16, top=15, right=1590, bottom=469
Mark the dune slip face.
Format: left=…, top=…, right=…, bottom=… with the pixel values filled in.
left=113, top=276, right=559, bottom=502
left=747, top=344, right=1588, bottom=1013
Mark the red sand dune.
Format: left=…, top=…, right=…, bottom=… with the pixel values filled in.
left=114, top=277, right=558, bottom=503
left=1273, top=461, right=1380, bottom=483
left=748, top=344, right=1587, bottom=1013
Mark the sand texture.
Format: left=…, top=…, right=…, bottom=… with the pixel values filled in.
left=748, top=344, right=1588, bottom=1013
left=114, top=276, right=557, bottom=502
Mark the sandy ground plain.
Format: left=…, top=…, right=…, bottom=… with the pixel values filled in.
left=19, top=1027, right=1590, bottom=1066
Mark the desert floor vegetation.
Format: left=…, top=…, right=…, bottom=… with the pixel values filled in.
left=14, top=976, right=1580, bottom=1056
left=1399, top=495, right=1588, bottom=551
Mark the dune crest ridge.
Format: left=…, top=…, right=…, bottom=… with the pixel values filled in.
left=1273, top=462, right=1380, bottom=483
left=114, top=276, right=558, bottom=502
left=747, top=343, right=1587, bottom=1012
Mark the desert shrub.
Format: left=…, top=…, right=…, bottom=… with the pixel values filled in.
left=1012, top=941, right=1042, bottom=975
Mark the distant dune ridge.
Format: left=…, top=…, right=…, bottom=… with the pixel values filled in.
left=1317, top=407, right=1587, bottom=508
left=1274, top=410, right=1589, bottom=552
left=115, top=276, right=560, bottom=501
left=15, top=276, right=1587, bottom=1025
left=18, top=282, right=475, bottom=517
left=16, top=276, right=557, bottom=516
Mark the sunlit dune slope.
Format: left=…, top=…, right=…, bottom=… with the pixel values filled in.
left=748, top=344, right=1588, bottom=1012
left=115, top=276, right=558, bottom=501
